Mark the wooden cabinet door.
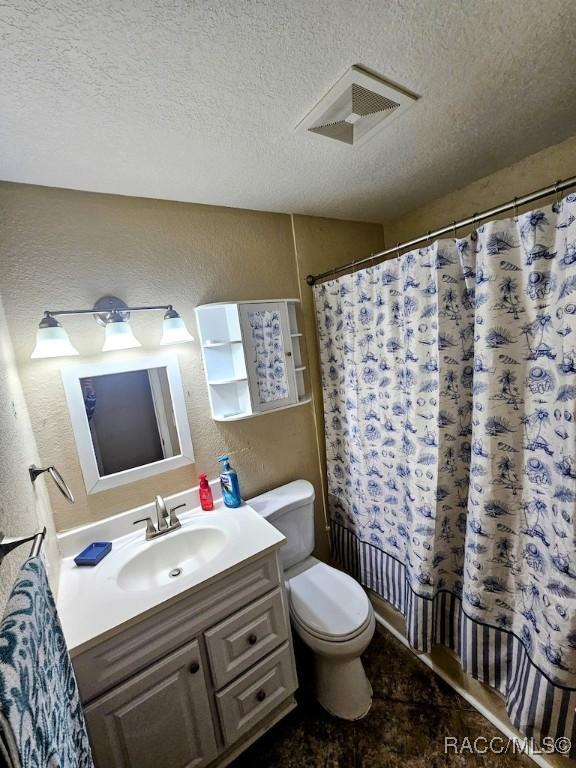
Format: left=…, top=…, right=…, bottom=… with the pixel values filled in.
left=84, top=639, right=217, bottom=768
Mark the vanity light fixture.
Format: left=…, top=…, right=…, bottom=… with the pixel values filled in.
left=31, top=315, right=80, bottom=358
left=160, top=308, right=195, bottom=345
left=101, top=311, right=142, bottom=352
left=30, top=296, right=194, bottom=359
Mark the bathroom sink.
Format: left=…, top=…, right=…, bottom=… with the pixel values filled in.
left=116, top=527, right=228, bottom=592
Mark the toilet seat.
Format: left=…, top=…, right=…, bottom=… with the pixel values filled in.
left=287, top=561, right=371, bottom=642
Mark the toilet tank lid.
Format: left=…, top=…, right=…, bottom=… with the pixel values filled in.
left=247, top=480, right=315, bottom=522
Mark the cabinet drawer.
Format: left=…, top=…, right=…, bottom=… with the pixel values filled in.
left=206, top=588, right=289, bottom=689
left=215, top=642, right=297, bottom=746
left=74, top=552, right=280, bottom=702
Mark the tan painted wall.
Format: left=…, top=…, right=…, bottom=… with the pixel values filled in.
left=385, top=134, right=576, bottom=244
left=0, top=294, right=59, bottom=612
left=0, top=182, right=383, bottom=558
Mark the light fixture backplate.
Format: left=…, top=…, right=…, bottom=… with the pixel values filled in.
left=295, top=65, right=418, bottom=147
left=93, top=296, right=130, bottom=326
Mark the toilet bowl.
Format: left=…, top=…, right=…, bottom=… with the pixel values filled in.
left=286, top=557, right=375, bottom=720
left=248, top=480, right=375, bottom=720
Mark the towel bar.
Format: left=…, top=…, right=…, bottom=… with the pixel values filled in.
left=0, top=527, right=46, bottom=565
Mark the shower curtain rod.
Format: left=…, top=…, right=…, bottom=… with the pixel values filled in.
left=305, top=174, right=576, bottom=286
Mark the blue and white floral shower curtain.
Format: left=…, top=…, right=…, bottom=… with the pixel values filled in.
left=314, top=195, right=576, bottom=751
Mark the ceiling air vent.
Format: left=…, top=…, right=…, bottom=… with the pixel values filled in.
left=296, top=65, right=417, bottom=146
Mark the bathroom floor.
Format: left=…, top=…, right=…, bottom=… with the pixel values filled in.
left=231, top=624, right=533, bottom=768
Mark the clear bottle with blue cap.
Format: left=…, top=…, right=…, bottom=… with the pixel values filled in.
left=217, top=455, right=242, bottom=508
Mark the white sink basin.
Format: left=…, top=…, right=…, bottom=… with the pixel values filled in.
left=57, top=503, right=287, bottom=653
left=117, top=527, right=228, bottom=592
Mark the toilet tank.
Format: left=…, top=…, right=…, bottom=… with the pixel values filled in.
left=248, top=480, right=315, bottom=570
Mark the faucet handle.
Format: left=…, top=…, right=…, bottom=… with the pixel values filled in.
left=134, top=517, right=156, bottom=538
left=169, top=503, right=185, bottom=528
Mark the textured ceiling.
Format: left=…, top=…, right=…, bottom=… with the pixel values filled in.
left=2, top=0, right=576, bottom=223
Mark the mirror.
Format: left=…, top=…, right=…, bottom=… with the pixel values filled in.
left=62, top=354, right=194, bottom=493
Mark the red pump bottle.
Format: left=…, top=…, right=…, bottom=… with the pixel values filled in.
left=198, top=474, right=214, bottom=511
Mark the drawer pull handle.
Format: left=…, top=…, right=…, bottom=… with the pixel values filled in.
left=248, top=634, right=258, bottom=645
left=256, top=690, right=266, bottom=702
left=189, top=662, right=200, bottom=674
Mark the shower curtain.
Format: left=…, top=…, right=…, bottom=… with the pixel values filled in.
left=314, top=195, right=576, bottom=752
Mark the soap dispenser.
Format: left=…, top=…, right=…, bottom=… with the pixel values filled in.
left=217, top=455, right=242, bottom=508
left=198, top=474, right=214, bottom=511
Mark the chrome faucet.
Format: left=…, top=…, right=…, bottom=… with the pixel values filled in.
left=134, top=495, right=185, bottom=541
left=155, top=495, right=170, bottom=532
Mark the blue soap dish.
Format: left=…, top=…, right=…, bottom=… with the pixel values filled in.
left=74, top=542, right=112, bottom=567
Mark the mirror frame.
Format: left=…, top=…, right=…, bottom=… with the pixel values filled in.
left=61, top=353, right=194, bottom=494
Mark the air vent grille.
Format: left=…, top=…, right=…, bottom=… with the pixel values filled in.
left=296, top=65, right=417, bottom=146
left=351, top=83, right=400, bottom=116
left=309, top=120, right=354, bottom=144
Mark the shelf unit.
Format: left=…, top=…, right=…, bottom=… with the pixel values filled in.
left=196, top=300, right=309, bottom=422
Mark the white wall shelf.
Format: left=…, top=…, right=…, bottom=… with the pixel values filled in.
left=202, top=340, right=242, bottom=348
left=208, top=376, right=248, bottom=386
left=196, top=300, right=309, bottom=422
left=212, top=396, right=312, bottom=422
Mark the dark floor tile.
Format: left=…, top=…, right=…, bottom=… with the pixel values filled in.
left=231, top=693, right=356, bottom=768
left=363, top=628, right=471, bottom=711
left=231, top=625, right=532, bottom=768
left=354, top=699, right=533, bottom=768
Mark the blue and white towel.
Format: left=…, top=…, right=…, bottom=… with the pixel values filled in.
left=0, top=558, right=93, bottom=768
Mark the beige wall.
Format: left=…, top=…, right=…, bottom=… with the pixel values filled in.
left=2, top=132, right=571, bottom=542
left=0, top=294, right=59, bottom=612
left=385, top=133, right=576, bottom=244
left=0, top=182, right=383, bottom=558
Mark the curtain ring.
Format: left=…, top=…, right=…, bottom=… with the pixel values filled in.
left=452, top=220, right=457, bottom=240
left=513, top=197, right=519, bottom=221
left=396, top=242, right=401, bottom=259
left=555, top=180, right=561, bottom=206
left=351, top=255, right=358, bottom=282
left=426, top=230, right=431, bottom=247
left=472, top=213, right=479, bottom=230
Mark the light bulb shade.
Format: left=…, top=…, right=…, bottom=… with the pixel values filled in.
left=31, top=325, right=79, bottom=359
left=102, top=320, right=142, bottom=352
left=160, top=316, right=194, bottom=345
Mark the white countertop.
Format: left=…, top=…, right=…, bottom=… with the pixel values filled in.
left=56, top=497, right=285, bottom=655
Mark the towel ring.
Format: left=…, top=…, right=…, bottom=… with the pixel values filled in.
left=29, top=465, right=74, bottom=504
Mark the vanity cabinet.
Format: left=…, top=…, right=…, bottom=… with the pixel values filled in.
left=84, top=640, right=217, bottom=768
left=74, top=551, right=297, bottom=768
left=195, top=300, right=309, bottom=421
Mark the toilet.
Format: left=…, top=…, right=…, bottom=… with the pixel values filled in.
left=248, top=480, right=375, bottom=720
